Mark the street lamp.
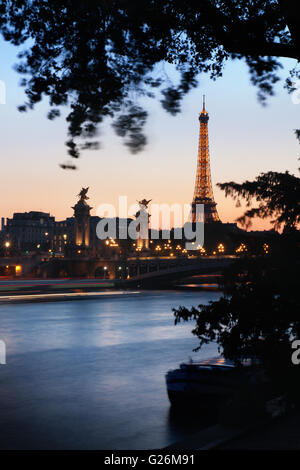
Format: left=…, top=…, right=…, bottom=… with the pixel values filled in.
left=4, top=241, right=11, bottom=256
left=217, top=243, right=225, bottom=254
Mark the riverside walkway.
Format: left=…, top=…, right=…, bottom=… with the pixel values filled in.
left=218, top=410, right=300, bottom=449
left=168, top=409, right=300, bottom=450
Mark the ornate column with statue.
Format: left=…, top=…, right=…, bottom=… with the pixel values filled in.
left=72, top=187, right=92, bottom=254
left=135, top=198, right=151, bottom=252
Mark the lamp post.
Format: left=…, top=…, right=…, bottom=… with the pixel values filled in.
left=4, top=241, right=10, bottom=256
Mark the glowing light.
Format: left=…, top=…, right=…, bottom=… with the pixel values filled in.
left=4, top=241, right=10, bottom=248
left=15, top=265, right=22, bottom=273
left=217, top=243, right=225, bottom=253
left=236, top=243, right=247, bottom=253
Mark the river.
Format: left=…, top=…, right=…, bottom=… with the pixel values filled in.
left=0, top=289, right=220, bottom=449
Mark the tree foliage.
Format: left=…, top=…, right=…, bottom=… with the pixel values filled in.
left=173, top=170, right=300, bottom=394
left=0, top=0, right=300, bottom=158
left=218, top=171, right=300, bottom=230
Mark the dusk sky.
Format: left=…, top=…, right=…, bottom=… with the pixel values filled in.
left=1, top=39, right=299, bottom=230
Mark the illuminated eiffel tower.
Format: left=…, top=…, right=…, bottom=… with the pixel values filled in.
left=191, top=96, right=220, bottom=223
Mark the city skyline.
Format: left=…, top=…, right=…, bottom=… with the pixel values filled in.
left=1, top=40, right=299, bottom=230
left=1, top=3, right=300, bottom=453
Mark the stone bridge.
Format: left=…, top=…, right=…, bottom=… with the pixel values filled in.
left=119, top=256, right=235, bottom=288
left=0, top=254, right=235, bottom=285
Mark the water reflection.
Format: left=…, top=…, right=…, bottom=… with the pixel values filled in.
left=0, top=290, right=220, bottom=449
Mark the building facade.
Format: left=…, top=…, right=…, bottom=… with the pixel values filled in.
left=4, top=211, right=55, bottom=251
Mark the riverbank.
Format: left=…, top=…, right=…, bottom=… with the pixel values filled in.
left=167, top=408, right=300, bottom=450
left=0, top=290, right=142, bottom=303
left=217, top=408, right=300, bottom=449
left=167, top=391, right=294, bottom=450
left=0, top=277, right=221, bottom=302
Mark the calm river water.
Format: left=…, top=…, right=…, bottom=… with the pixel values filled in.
left=0, top=290, right=220, bottom=449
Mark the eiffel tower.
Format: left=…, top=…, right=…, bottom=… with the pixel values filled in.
left=191, top=96, right=220, bottom=223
